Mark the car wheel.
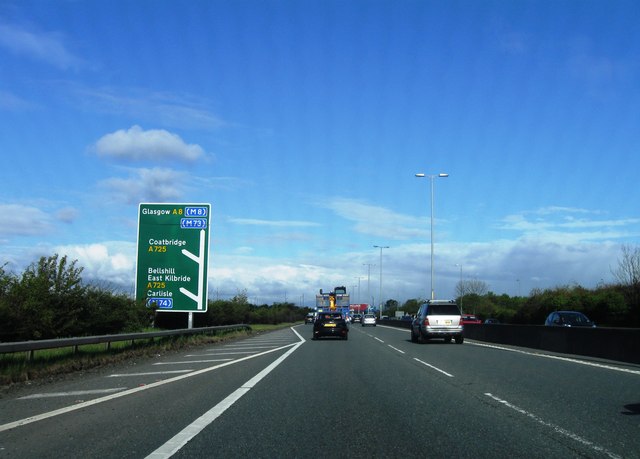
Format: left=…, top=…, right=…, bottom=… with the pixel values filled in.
left=455, top=335, right=464, bottom=344
left=410, top=329, right=417, bottom=342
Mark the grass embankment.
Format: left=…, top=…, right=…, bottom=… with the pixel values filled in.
left=0, top=323, right=297, bottom=388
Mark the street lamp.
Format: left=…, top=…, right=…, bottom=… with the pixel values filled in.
left=363, top=263, right=374, bottom=312
left=354, top=277, right=363, bottom=307
left=373, top=245, right=389, bottom=319
left=415, top=172, right=449, bottom=300
left=455, top=263, right=463, bottom=313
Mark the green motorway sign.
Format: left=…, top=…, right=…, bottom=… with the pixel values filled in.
left=135, top=203, right=211, bottom=312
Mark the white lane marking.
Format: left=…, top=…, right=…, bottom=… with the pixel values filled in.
left=374, top=337, right=384, bottom=343
left=185, top=352, right=256, bottom=356
left=484, top=393, right=621, bottom=459
left=221, top=345, right=277, bottom=349
left=469, top=341, right=640, bottom=375
left=145, top=340, right=304, bottom=459
left=153, top=359, right=233, bottom=365
left=0, top=337, right=301, bottom=433
left=18, top=388, right=127, bottom=400
left=414, top=358, right=454, bottom=378
left=107, top=371, right=193, bottom=377
left=388, top=345, right=405, bottom=354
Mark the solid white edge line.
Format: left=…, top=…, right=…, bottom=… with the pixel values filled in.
left=0, top=333, right=303, bottom=433
left=145, top=329, right=305, bottom=459
left=484, top=393, right=621, bottom=459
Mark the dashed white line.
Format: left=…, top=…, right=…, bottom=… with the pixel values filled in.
left=153, top=359, right=233, bottom=365
left=485, top=393, right=621, bottom=459
left=469, top=341, right=640, bottom=375
left=19, top=388, right=127, bottom=399
left=186, top=352, right=256, bottom=356
left=221, top=345, right=278, bottom=349
left=413, top=358, right=454, bottom=377
left=388, top=345, right=405, bottom=354
left=107, top=370, right=193, bottom=377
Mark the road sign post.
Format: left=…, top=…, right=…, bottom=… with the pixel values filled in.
left=136, top=203, right=211, bottom=314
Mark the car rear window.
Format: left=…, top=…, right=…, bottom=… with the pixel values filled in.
left=427, top=304, right=461, bottom=315
left=319, top=313, right=342, bottom=320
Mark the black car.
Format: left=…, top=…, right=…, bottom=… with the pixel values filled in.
left=313, top=312, right=349, bottom=340
left=351, top=314, right=363, bottom=323
left=544, top=311, right=596, bottom=327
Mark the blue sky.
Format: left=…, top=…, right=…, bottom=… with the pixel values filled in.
left=1, top=0, right=639, bottom=306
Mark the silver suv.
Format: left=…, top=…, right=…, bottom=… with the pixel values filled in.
left=410, top=300, right=464, bottom=344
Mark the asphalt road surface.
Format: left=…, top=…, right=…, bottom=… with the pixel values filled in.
left=1, top=324, right=639, bottom=458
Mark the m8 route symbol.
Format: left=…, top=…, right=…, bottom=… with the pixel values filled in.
left=135, top=203, right=211, bottom=313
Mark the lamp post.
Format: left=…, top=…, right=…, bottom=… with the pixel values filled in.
left=373, top=245, right=389, bottom=319
left=415, top=172, right=448, bottom=300
left=455, top=263, right=463, bottom=313
left=355, top=277, right=363, bottom=308
left=363, top=263, right=374, bottom=313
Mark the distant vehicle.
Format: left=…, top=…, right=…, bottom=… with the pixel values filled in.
left=484, top=318, right=500, bottom=324
left=461, top=314, right=481, bottom=325
left=312, top=312, right=349, bottom=340
left=305, top=313, right=315, bottom=324
left=544, top=311, right=596, bottom=328
left=315, top=286, right=350, bottom=317
left=352, top=314, right=363, bottom=323
left=361, top=313, right=377, bottom=327
left=411, top=300, right=464, bottom=344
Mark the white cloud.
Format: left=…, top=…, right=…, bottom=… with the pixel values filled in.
left=228, top=218, right=319, bottom=227
left=95, top=125, right=205, bottom=162
left=498, top=207, right=640, bottom=240
left=55, top=207, right=79, bottom=223
left=99, top=167, right=187, bottom=204
left=0, top=204, right=54, bottom=236
left=54, top=241, right=136, bottom=287
left=0, top=22, right=81, bottom=70
left=74, top=87, right=228, bottom=130
left=0, top=90, right=37, bottom=111
left=321, top=197, right=428, bottom=240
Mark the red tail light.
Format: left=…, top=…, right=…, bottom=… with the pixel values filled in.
left=423, top=317, right=430, bottom=326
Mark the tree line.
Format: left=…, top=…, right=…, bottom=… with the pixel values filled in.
left=0, top=255, right=308, bottom=343
left=2, top=245, right=639, bottom=341
left=388, top=245, right=640, bottom=327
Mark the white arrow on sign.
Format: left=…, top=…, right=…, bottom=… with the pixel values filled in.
left=179, top=229, right=206, bottom=310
